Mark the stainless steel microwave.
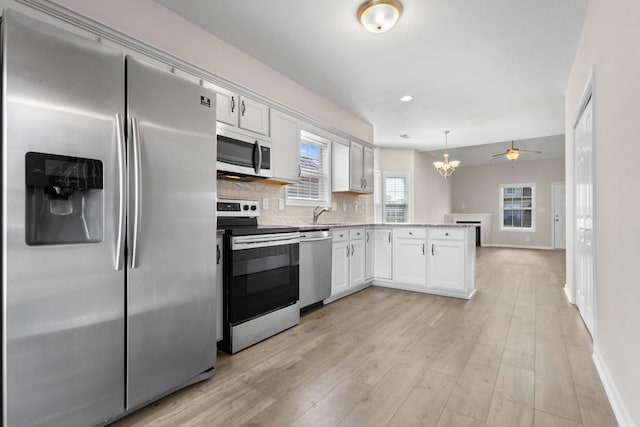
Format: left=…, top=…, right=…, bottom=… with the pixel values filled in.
left=216, top=127, right=272, bottom=179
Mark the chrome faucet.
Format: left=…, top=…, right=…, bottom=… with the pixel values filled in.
left=313, top=206, right=330, bottom=224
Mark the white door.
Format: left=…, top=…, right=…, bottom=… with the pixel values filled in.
left=350, top=238, right=366, bottom=287
left=365, top=229, right=374, bottom=280
left=574, top=96, right=595, bottom=335
left=553, top=182, right=566, bottom=249
left=331, top=241, right=350, bottom=295
left=394, top=238, right=427, bottom=286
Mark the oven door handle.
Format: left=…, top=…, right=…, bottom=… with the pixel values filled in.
left=232, top=237, right=300, bottom=250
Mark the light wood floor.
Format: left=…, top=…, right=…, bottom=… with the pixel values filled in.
left=113, top=247, right=617, bottom=427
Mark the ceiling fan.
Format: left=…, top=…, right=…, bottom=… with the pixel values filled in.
left=490, top=140, right=541, bottom=161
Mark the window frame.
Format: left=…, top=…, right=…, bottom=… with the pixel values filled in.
left=383, top=171, right=411, bottom=223
left=499, top=183, right=536, bottom=232
left=285, top=130, right=331, bottom=207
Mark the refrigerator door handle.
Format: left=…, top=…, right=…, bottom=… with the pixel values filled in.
left=130, top=116, right=143, bottom=269
left=115, top=113, right=126, bottom=270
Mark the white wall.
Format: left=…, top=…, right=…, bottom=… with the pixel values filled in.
left=413, top=151, right=452, bottom=223
left=451, top=159, right=564, bottom=248
left=565, top=0, right=640, bottom=425
left=50, top=0, right=373, bottom=143
left=376, top=148, right=452, bottom=223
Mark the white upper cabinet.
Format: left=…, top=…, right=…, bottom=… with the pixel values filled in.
left=349, top=140, right=364, bottom=191
left=269, top=109, right=300, bottom=183
left=363, top=146, right=374, bottom=193
left=239, top=96, right=270, bottom=135
left=210, top=84, right=269, bottom=136
left=333, top=140, right=374, bottom=194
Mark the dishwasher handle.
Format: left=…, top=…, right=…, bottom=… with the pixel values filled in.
left=300, top=236, right=333, bottom=243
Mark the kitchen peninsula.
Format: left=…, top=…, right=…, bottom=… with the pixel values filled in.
left=323, top=223, right=477, bottom=303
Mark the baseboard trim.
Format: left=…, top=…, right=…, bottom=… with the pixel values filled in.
left=592, top=346, right=635, bottom=427
left=563, top=284, right=575, bottom=304
left=481, top=243, right=555, bottom=250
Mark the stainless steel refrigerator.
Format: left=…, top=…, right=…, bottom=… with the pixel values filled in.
left=1, top=10, right=217, bottom=427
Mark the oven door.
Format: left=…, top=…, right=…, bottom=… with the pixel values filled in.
left=227, top=233, right=299, bottom=325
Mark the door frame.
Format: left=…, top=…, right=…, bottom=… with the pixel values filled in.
left=571, top=69, right=597, bottom=339
left=551, top=182, right=566, bottom=249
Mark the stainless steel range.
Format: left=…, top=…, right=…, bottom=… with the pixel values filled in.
left=217, top=199, right=300, bottom=353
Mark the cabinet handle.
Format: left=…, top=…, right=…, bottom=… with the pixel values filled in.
left=241, top=100, right=246, bottom=116
left=216, top=245, right=221, bottom=265
left=445, top=232, right=449, bottom=236
left=388, top=232, right=391, bottom=243
left=346, top=244, right=350, bottom=258
left=231, top=96, right=235, bottom=113
left=351, top=244, right=354, bottom=256
left=363, top=179, right=367, bottom=189
left=432, top=244, right=435, bottom=256
left=366, top=232, right=369, bottom=243
left=422, top=243, right=425, bottom=255
left=409, top=231, right=413, bottom=235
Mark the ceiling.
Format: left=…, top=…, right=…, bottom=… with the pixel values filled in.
left=155, top=0, right=587, bottom=153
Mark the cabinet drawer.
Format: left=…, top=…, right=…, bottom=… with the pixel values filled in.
left=429, top=228, right=465, bottom=240
left=349, top=228, right=365, bottom=241
left=332, top=229, right=349, bottom=243
left=395, top=228, right=426, bottom=239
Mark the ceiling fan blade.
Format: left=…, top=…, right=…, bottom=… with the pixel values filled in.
left=519, top=149, right=542, bottom=154
left=490, top=155, right=503, bottom=161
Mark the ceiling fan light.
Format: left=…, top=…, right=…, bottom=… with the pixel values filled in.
left=358, top=0, right=402, bottom=33
left=506, top=150, right=520, bottom=160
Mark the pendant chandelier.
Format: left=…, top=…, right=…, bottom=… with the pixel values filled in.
left=433, top=130, right=460, bottom=179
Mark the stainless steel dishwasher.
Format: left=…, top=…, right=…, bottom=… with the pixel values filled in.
left=299, top=229, right=332, bottom=311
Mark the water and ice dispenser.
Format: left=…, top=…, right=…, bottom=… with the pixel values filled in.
left=25, top=152, right=103, bottom=245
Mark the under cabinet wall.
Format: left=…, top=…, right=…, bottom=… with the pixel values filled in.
left=217, top=180, right=368, bottom=225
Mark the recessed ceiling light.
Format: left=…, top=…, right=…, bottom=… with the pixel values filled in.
left=400, top=95, right=414, bottom=102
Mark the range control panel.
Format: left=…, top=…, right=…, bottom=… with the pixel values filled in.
left=216, top=199, right=260, bottom=217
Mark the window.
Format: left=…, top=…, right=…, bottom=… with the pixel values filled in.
left=384, top=173, right=410, bottom=223
left=286, top=131, right=330, bottom=206
left=500, top=183, right=535, bottom=231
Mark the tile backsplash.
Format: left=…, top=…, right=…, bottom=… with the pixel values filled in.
left=217, top=179, right=368, bottom=225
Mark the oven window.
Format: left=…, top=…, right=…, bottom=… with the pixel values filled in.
left=228, top=243, right=299, bottom=324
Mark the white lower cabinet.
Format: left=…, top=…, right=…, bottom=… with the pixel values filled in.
left=426, top=227, right=476, bottom=298
left=373, top=228, right=393, bottom=280
left=329, top=227, right=367, bottom=299
left=393, top=228, right=427, bottom=287
left=365, top=228, right=375, bottom=280
left=331, top=230, right=350, bottom=296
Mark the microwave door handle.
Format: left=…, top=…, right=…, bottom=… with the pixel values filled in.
left=258, top=142, right=263, bottom=174
left=114, top=113, right=126, bottom=271
left=252, top=140, right=260, bottom=174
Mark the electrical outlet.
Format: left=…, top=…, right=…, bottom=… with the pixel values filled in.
left=262, top=198, right=269, bottom=210
left=279, top=198, right=284, bottom=210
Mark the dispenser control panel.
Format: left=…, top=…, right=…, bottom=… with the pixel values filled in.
left=26, top=152, right=103, bottom=190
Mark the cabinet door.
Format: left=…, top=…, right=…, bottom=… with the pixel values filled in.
left=365, top=229, right=374, bottom=280
left=270, top=110, right=300, bottom=183
left=427, top=239, right=465, bottom=291
left=362, top=146, right=374, bottom=193
left=239, top=96, right=269, bottom=135
left=331, top=241, right=350, bottom=295
left=216, top=236, right=223, bottom=342
left=374, top=228, right=393, bottom=280
left=349, top=140, right=364, bottom=191
left=350, top=238, right=366, bottom=287
left=215, top=87, right=238, bottom=126
left=394, top=237, right=427, bottom=286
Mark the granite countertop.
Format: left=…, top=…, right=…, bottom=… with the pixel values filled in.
left=298, top=223, right=477, bottom=230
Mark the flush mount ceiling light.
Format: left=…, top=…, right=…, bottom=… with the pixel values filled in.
left=400, top=94, right=414, bottom=102
left=433, top=130, right=460, bottom=179
left=358, top=0, right=403, bottom=33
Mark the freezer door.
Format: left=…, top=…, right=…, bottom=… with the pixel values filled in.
left=1, top=11, right=125, bottom=427
left=126, top=57, right=217, bottom=408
